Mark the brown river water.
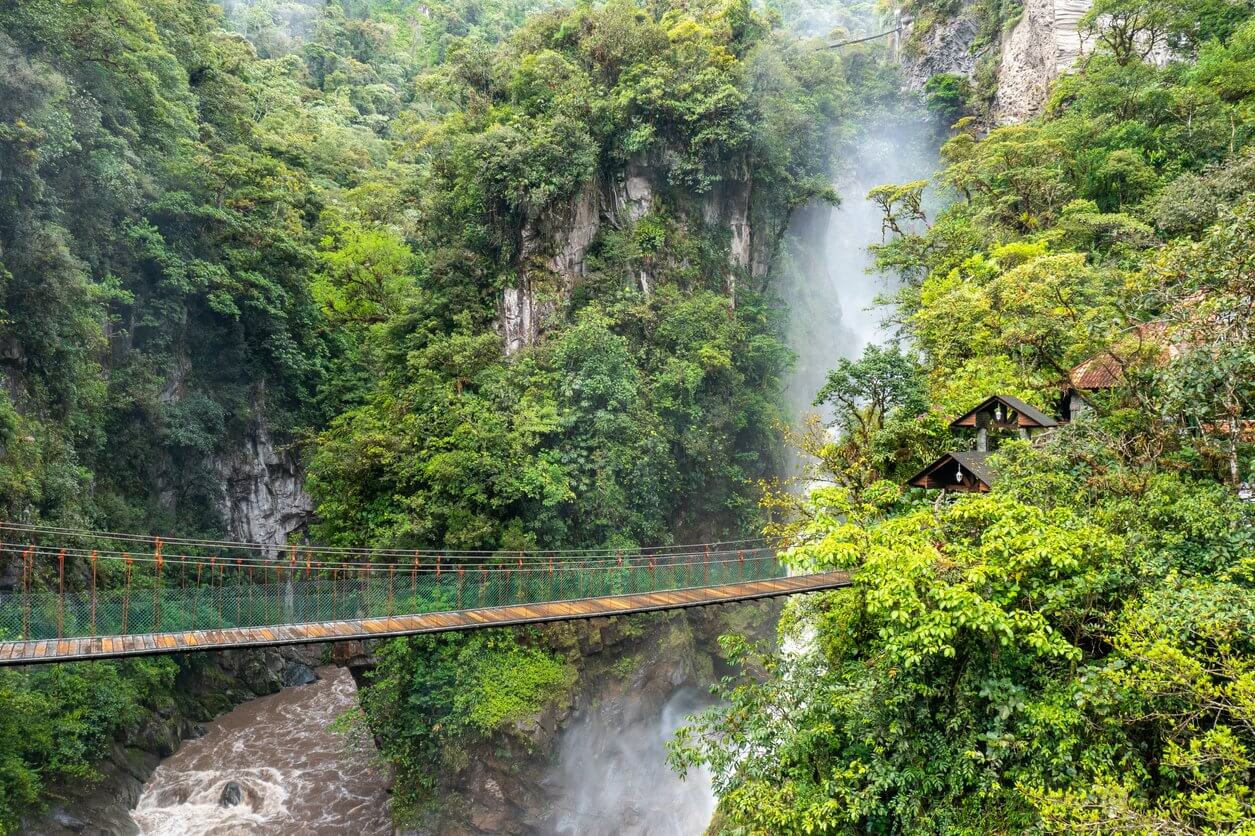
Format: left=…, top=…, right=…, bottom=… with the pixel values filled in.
left=132, top=666, right=392, bottom=835
left=132, top=665, right=715, bottom=834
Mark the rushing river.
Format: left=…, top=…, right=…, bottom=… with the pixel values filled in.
left=133, top=667, right=391, bottom=835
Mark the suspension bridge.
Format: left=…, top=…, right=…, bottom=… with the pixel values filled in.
left=0, top=523, right=850, bottom=665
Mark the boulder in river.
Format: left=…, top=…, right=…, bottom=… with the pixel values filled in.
left=219, top=782, right=243, bottom=807
left=282, top=660, right=318, bottom=687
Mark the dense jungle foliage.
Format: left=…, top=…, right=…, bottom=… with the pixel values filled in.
left=0, top=0, right=1251, bottom=829
left=0, top=0, right=873, bottom=827
left=672, top=1, right=1255, bottom=833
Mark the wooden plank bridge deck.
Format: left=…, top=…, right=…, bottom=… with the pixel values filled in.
left=0, top=572, right=851, bottom=666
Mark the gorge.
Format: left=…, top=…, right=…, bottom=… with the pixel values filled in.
left=3, top=0, right=1252, bottom=832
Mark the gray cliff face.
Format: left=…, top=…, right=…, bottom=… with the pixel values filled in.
left=702, top=177, right=752, bottom=272
left=504, top=180, right=605, bottom=356
left=499, top=157, right=754, bottom=354
left=899, top=0, right=1093, bottom=126
left=993, top=0, right=1092, bottom=123
left=213, top=417, right=312, bottom=554
left=900, top=10, right=987, bottom=92
left=154, top=350, right=313, bottom=551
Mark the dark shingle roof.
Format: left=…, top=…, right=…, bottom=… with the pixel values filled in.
left=951, top=450, right=996, bottom=485
left=950, top=394, right=1058, bottom=429
left=906, top=450, right=997, bottom=490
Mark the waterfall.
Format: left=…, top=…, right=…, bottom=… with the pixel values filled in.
left=542, top=688, right=716, bottom=835
left=781, top=110, right=939, bottom=424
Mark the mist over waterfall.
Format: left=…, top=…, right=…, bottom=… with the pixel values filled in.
left=781, top=111, right=939, bottom=423
left=542, top=689, right=716, bottom=835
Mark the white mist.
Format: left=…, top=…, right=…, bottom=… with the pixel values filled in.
left=542, top=688, right=716, bottom=835
left=781, top=112, right=939, bottom=423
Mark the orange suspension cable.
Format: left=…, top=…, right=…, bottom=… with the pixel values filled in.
left=153, top=538, right=163, bottom=631
left=387, top=562, right=395, bottom=616
left=194, top=560, right=203, bottom=626
left=0, top=520, right=769, bottom=560
left=21, top=546, right=31, bottom=640
left=121, top=553, right=132, bottom=634
left=90, top=549, right=98, bottom=636
left=57, top=548, right=65, bottom=638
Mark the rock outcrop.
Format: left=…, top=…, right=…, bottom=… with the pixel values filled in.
left=499, top=155, right=756, bottom=353
left=993, top=0, right=1092, bottom=123
left=900, top=9, right=987, bottom=92
left=213, top=415, right=312, bottom=554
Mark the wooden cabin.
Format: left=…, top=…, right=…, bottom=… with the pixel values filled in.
left=951, top=395, right=1057, bottom=451
left=907, top=451, right=995, bottom=493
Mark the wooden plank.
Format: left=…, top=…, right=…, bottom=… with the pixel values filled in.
left=424, top=613, right=457, bottom=629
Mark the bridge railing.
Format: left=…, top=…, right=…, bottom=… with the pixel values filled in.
left=0, top=542, right=784, bottom=641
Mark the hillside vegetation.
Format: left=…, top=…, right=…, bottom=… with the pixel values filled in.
left=0, top=0, right=863, bottom=827
left=672, top=2, right=1255, bottom=833
left=0, top=0, right=1251, bottom=830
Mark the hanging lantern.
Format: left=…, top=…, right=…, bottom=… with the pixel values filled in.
left=955, top=463, right=964, bottom=483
